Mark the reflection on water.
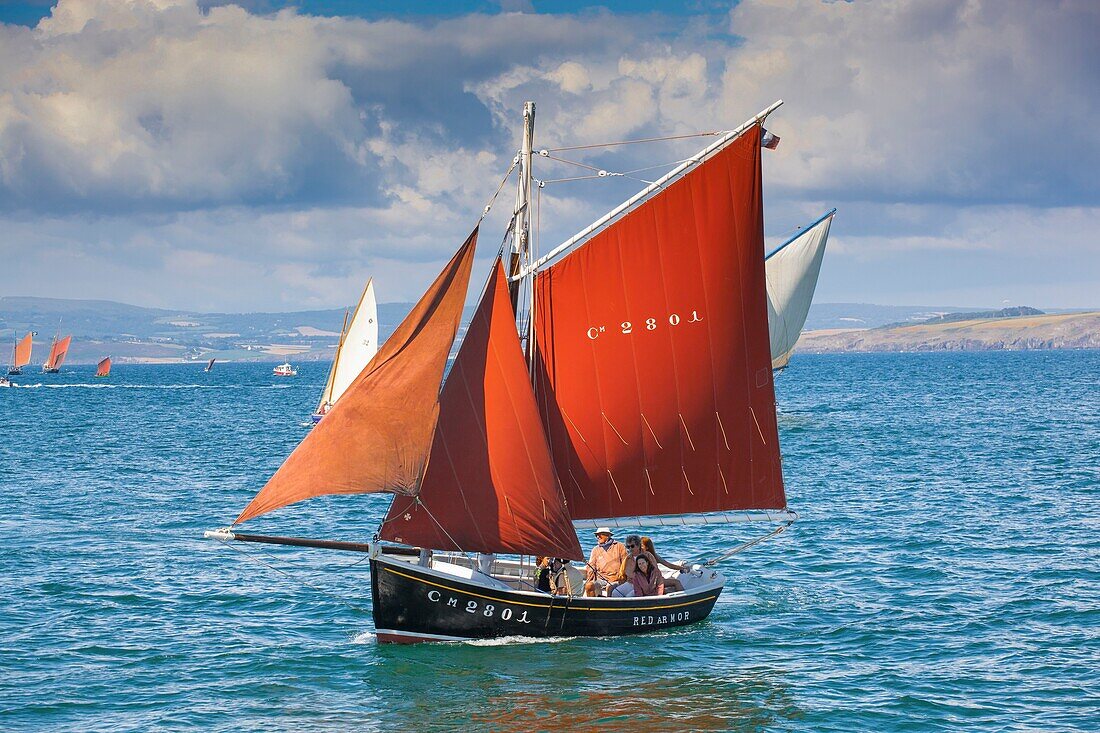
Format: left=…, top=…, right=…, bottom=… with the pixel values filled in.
left=364, top=633, right=800, bottom=731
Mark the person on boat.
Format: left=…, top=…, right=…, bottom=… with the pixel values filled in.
left=534, top=557, right=552, bottom=593
left=550, top=558, right=584, bottom=597
left=584, top=528, right=627, bottom=597
left=611, top=534, right=659, bottom=596
left=631, top=555, right=664, bottom=597
left=641, top=536, right=688, bottom=593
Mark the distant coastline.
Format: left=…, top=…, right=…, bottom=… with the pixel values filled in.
left=4, top=296, right=1099, bottom=364
left=797, top=311, right=1100, bottom=354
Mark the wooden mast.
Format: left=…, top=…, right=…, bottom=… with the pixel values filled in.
left=507, top=101, right=535, bottom=312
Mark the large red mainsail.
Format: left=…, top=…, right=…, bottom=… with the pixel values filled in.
left=532, top=126, right=785, bottom=521
left=382, top=261, right=583, bottom=560
left=12, top=332, right=33, bottom=369
left=234, top=229, right=478, bottom=524
left=45, top=336, right=71, bottom=370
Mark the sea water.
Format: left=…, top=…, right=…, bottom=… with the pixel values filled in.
left=0, top=352, right=1096, bottom=731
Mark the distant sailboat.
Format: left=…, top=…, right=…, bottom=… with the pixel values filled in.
left=204, top=358, right=216, bottom=372
left=7, top=331, right=34, bottom=375
left=95, top=356, right=112, bottom=378
left=312, top=279, right=379, bottom=423
left=42, top=324, right=72, bottom=374
left=766, top=209, right=836, bottom=370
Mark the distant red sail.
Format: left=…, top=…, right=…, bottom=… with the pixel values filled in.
left=532, top=126, right=785, bottom=521
left=13, top=333, right=33, bottom=369
left=96, top=357, right=111, bottom=377
left=234, top=229, right=478, bottom=524
left=382, top=261, right=583, bottom=560
left=45, top=336, right=72, bottom=370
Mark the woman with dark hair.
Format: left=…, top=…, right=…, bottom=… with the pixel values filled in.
left=631, top=554, right=664, bottom=597
left=640, top=536, right=687, bottom=593
left=534, top=557, right=552, bottom=593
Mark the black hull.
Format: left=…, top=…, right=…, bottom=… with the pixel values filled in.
left=7, top=368, right=21, bottom=376
left=43, top=368, right=60, bottom=374
left=370, top=557, right=722, bottom=643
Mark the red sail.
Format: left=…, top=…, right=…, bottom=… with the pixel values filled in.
left=234, top=229, right=478, bottom=524
left=13, top=333, right=32, bottom=368
left=382, top=261, right=583, bottom=560
left=532, top=126, right=784, bottom=521
left=45, top=336, right=72, bottom=370
left=96, top=357, right=112, bottom=377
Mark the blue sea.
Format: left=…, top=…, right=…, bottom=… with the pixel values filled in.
left=1, top=352, right=1096, bottom=732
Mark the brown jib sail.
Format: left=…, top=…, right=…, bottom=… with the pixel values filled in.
left=532, top=126, right=785, bottom=522
left=382, top=261, right=583, bottom=560
left=96, top=357, right=112, bottom=377
left=234, top=229, right=478, bottom=524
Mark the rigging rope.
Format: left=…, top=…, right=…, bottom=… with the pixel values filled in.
left=544, top=130, right=726, bottom=153
left=701, top=516, right=795, bottom=568
left=536, top=152, right=697, bottom=189
left=478, top=157, right=519, bottom=222
left=210, top=534, right=373, bottom=614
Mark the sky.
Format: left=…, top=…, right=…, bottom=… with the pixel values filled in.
left=0, top=0, right=1097, bottom=312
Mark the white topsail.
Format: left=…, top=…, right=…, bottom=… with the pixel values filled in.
left=319, top=279, right=379, bottom=411
left=766, top=210, right=835, bottom=370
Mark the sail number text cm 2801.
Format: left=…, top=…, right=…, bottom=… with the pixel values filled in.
left=586, top=311, right=704, bottom=340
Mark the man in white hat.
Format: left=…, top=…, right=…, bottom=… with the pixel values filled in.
left=584, top=527, right=627, bottom=597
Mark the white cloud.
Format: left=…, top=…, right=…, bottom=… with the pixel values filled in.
left=0, top=0, right=1096, bottom=311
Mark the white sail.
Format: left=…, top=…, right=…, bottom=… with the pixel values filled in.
left=766, top=210, right=835, bottom=370
left=319, top=278, right=379, bottom=412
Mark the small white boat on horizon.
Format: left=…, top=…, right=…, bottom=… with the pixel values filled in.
left=273, top=362, right=297, bottom=377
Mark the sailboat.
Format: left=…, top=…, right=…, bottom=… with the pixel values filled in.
left=766, top=209, right=836, bottom=370
left=204, top=358, right=216, bottom=373
left=312, top=279, right=379, bottom=423
left=206, top=101, right=795, bottom=643
left=42, top=325, right=72, bottom=374
left=7, top=331, right=34, bottom=375
left=95, top=356, right=112, bottom=378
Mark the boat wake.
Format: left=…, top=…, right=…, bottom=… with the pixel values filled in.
left=350, top=631, right=576, bottom=646
left=457, top=635, right=577, bottom=647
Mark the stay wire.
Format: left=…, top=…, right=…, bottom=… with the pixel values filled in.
left=702, top=519, right=794, bottom=568
left=545, top=130, right=725, bottom=153
left=211, top=535, right=372, bottom=614
left=478, top=157, right=519, bottom=223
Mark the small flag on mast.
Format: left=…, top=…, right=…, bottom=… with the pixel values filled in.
left=761, top=129, right=781, bottom=150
